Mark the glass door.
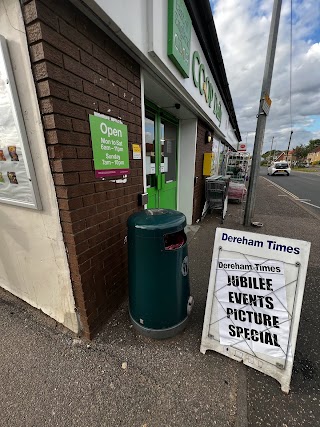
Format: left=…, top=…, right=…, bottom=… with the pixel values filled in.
left=159, top=119, right=177, bottom=209
left=144, top=106, right=178, bottom=210
left=145, top=112, right=157, bottom=208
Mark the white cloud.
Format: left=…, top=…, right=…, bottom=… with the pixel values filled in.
left=212, top=0, right=320, bottom=153
left=306, top=42, right=320, bottom=60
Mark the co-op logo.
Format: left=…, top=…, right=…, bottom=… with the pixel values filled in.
left=192, top=51, right=222, bottom=126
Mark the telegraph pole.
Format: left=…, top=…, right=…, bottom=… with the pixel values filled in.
left=269, top=136, right=274, bottom=164
left=286, top=130, right=293, bottom=161
left=273, top=138, right=277, bottom=161
left=244, top=0, right=282, bottom=226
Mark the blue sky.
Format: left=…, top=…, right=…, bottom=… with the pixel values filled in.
left=210, top=0, right=320, bottom=153
left=305, top=116, right=320, bottom=132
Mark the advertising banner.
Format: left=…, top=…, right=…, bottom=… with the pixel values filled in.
left=212, top=137, right=220, bottom=175
left=89, top=115, right=129, bottom=178
left=201, top=228, right=311, bottom=393
left=0, top=36, right=41, bottom=209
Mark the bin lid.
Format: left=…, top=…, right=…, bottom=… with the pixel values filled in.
left=206, top=175, right=230, bottom=182
left=127, top=209, right=186, bottom=236
left=206, top=175, right=223, bottom=181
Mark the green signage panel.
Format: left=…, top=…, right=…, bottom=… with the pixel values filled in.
left=192, top=51, right=223, bottom=126
left=167, top=0, right=192, bottom=78
left=89, top=115, right=129, bottom=178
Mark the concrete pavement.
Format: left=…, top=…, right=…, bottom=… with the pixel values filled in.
left=242, top=177, right=320, bottom=427
left=0, top=176, right=319, bottom=426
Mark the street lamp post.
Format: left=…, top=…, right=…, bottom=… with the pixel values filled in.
left=241, top=131, right=256, bottom=150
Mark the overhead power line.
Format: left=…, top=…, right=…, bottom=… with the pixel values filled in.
left=289, top=0, right=293, bottom=131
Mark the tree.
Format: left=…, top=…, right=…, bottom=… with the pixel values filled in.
left=261, top=151, right=271, bottom=160
left=261, top=150, right=281, bottom=165
left=294, top=144, right=308, bottom=160
left=306, top=139, right=320, bottom=153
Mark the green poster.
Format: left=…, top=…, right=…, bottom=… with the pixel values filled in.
left=89, top=115, right=129, bottom=178
left=167, top=0, right=192, bottom=78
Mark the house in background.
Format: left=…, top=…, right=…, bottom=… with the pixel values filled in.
left=275, top=150, right=296, bottom=166
left=307, top=146, right=320, bottom=164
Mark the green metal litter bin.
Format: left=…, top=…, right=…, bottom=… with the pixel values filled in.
left=127, top=209, right=193, bottom=339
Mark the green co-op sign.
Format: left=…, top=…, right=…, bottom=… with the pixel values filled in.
left=89, top=115, right=129, bottom=178
left=167, top=1, right=223, bottom=126
left=192, top=51, right=222, bottom=126
left=167, top=0, right=192, bottom=78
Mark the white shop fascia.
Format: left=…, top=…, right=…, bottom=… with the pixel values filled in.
left=71, top=0, right=239, bottom=148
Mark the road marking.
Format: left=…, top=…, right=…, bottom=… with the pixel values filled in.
left=300, top=200, right=320, bottom=210
left=263, top=177, right=320, bottom=209
left=262, top=177, right=298, bottom=199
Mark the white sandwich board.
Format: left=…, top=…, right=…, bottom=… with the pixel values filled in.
left=201, top=228, right=311, bottom=393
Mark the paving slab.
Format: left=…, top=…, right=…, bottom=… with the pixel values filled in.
left=0, top=176, right=319, bottom=427
left=0, top=209, right=239, bottom=427
left=221, top=177, right=320, bottom=427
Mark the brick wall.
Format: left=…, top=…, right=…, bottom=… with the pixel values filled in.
left=192, top=121, right=213, bottom=222
left=22, top=0, right=143, bottom=338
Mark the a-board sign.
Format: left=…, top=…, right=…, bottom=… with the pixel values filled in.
left=89, top=114, right=129, bottom=178
left=201, top=228, right=311, bottom=393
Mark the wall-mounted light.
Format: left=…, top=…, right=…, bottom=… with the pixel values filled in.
left=162, top=103, right=181, bottom=109
left=205, top=130, right=212, bottom=144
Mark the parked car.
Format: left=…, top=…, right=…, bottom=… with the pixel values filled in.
left=267, top=161, right=291, bottom=176
left=293, top=161, right=309, bottom=168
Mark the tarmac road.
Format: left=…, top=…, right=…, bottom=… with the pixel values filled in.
left=260, top=166, right=320, bottom=218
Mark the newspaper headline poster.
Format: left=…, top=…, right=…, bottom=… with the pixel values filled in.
left=0, top=36, right=41, bottom=209
left=216, top=258, right=290, bottom=359
left=201, top=228, right=311, bottom=393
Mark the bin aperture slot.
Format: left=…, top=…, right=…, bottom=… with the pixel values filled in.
left=164, top=230, right=186, bottom=250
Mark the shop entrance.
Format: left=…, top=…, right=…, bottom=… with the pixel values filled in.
left=144, top=104, right=178, bottom=209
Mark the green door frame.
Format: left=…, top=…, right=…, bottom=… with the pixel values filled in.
left=145, top=100, right=179, bottom=209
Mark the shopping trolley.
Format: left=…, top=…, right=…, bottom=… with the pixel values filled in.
left=205, top=175, right=230, bottom=223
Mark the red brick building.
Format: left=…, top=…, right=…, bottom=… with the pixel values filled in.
left=276, top=150, right=296, bottom=166
left=0, top=0, right=241, bottom=337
